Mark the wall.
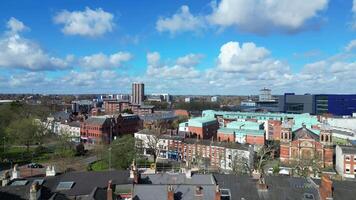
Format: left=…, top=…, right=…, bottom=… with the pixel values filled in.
left=245, top=135, right=265, bottom=145
left=335, top=146, right=344, bottom=176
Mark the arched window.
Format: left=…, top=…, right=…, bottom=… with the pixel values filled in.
left=321, top=134, right=324, bottom=142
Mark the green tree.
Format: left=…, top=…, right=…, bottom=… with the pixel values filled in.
left=108, top=135, right=136, bottom=170
left=5, top=117, right=42, bottom=151
left=122, top=108, right=133, bottom=114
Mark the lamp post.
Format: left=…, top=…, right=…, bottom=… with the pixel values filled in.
left=3, top=136, right=5, bottom=153
left=108, top=147, right=112, bottom=170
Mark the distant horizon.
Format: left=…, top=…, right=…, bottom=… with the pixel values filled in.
left=2, top=91, right=356, bottom=97
left=0, top=1, right=356, bottom=94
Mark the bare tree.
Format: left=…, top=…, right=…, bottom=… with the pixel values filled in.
left=145, top=129, right=162, bottom=165
left=231, top=151, right=251, bottom=175
left=292, top=152, right=323, bottom=177
left=254, top=145, right=274, bottom=175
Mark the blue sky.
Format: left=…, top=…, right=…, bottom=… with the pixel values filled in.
left=0, top=0, right=355, bottom=95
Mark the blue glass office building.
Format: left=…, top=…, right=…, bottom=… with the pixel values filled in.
left=280, top=93, right=356, bottom=116
left=314, top=94, right=356, bottom=116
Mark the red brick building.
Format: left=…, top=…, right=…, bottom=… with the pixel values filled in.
left=280, top=124, right=333, bottom=168
left=186, top=117, right=219, bottom=140
left=81, top=114, right=142, bottom=144
left=104, top=100, right=154, bottom=115
left=104, top=100, right=131, bottom=114
left=174, top=109, right=190, bottom=118
left=80, top=116, right=114, bottom=144
left=267, top=120, right=282, bottom=141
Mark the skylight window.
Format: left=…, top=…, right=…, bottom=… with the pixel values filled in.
left=10, top=180, right=28, bottom=186
left=56, top=181, right=75, bottom=190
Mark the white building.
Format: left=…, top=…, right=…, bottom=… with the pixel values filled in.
left=336, top=145, right=356, bottom=178
left=221, top=145, right=254, bottom=171
left=45, top=118, right=81, bottom=142
left=259, top=88, right=272, bottom=102
left=211, top=96, right=218, bottom=102
left=134, top=130, right=169, bottom=159
left=184, top=97, right=191, bottom=103
left=325, top=117, right=356, bottom=131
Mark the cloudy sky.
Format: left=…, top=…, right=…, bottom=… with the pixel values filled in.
left=0, top=0, right=355, bottom=95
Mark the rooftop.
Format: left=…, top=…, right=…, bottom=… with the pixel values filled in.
left=339, top=145, right=356, bottom=154
left=188, top=117, right=217, bottom=127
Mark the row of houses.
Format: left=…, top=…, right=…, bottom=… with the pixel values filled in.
left=45, top=113, right=142, bottom=144
left=134, top=130, right=254, bottom=172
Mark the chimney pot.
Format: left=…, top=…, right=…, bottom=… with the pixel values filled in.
left=107, top=180, right=113, bottom=200
left=215, top=185, right=221, bottom=200
left=29, top=181, right=40, bottom=200
left=167, top=185, right=174, bottom=200
left=319, top=175, right=333, bottom=200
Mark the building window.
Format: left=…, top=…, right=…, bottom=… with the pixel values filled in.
left=346, top=155, right=351, bottom=161
left=228, top=154, right=232, bottom=159
left=346, top=164, right=351, bottom=173
left=354, top=156, right=356, bottom=162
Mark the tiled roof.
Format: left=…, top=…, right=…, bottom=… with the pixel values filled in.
left=84, top=117, right=108, bottom=125
left=292, top=127, right=319, bottom=141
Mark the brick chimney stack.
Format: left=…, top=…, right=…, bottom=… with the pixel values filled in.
left=215, top=185, right=221, bottom=200
left=319, top=175, right=333, bottom=200
left=29, top=181, right=40, bottom=200
left=167, top=185, right=174, bottom=200
left=107, top=180, right=113, bottom=200
left=195, top=186, right=203, bottom=200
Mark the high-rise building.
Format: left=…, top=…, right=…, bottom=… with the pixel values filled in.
left=259, top=88, right=272, bottom=102
left=132, top=82, right=144, bottom=105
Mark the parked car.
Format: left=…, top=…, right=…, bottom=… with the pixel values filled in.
left=27, top=163, right=43, bottom=168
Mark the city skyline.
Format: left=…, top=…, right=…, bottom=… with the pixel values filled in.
left=0, top=0, right=356, bottom=95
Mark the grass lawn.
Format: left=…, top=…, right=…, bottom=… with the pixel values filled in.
left=0, top=146, right=54, bottom=170
left=89, top=160, right=109, bottom=171
left=333, top=137, right=350, bottom=145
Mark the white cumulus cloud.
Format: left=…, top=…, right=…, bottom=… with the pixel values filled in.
left=156, top=5, right=205, bottom=35
left=208, top=0, right=328, bottom=34
left=0, top=18, right=71, bottom=71
left=78, top=52, right=132, bottom=69
left=345, top=39, right=356, bottom=51
left=146, top=52, right=201, bottom=79
left=54, top=7, right=114, bottom=37
left=7, top=17, right=29, bottom=33
left=217, top=41, right=273, bottom=72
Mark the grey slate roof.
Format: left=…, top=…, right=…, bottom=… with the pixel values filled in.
left=213, top=174, right=260, bottom=200
left=68, top=121, right=80, bottom=127
left=52, top=111, right=71, bottom=122
left=313, top=178, right=356, bottom=200
left=339, top=145, right=356, bottom=154
left=132, top=184, right=217, bottom=200
left=293, top=127, right=319, bottom=141
left=0, top=170, right=131, bottom=200
left=139, top=173, right=215, bottom=185
left=214, top=174, right=322, bottom=200
left=84, top=117, right=108, bottom=125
